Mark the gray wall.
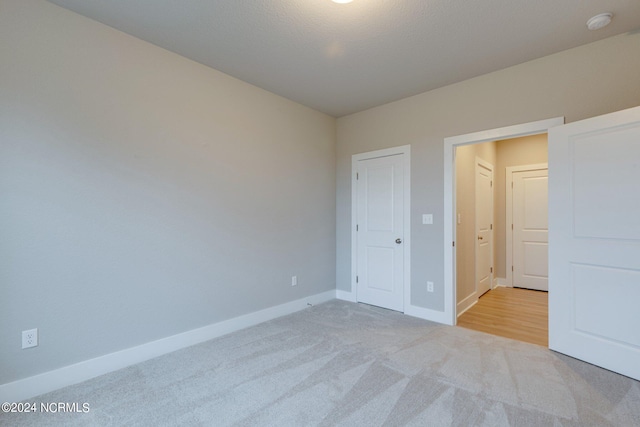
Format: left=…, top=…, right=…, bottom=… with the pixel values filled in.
left=0, top=0, right=336, bottom=384
left=336, top=32, right=640, bottom=312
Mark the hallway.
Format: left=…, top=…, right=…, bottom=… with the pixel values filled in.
left=457, top=287, right=548, bottom=346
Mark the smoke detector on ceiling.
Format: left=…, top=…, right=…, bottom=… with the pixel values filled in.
left=586, top=13, right=613, bottom=31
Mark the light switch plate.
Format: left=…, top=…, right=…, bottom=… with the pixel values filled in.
left=422, top=214, right=433, bottom=225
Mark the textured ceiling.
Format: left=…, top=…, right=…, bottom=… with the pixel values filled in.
left=47, top=0, right=640, bottom=117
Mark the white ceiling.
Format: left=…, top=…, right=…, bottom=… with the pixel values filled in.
left=48, top=0, right=640, bottom=117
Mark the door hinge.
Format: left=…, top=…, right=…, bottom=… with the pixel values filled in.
left=491, top=180, right=493, bottom=187
left=511, top=181, right=513, bottom=188
left=490, top=224, right=493, bottom=230
left=490, top=267, right=493, bottom=273
left=511, top=224, right=514, bottom=230
left=356, top=224, right=359, bottom=231
left=356, top=172, right=359, bottom=180
left=453, top=241, right=455, bottom=247
left=356, top=275, right=359, bottom=283
left=512, top=266, right=514, bottom=272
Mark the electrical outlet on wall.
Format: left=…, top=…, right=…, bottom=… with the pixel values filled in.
left=291, top=276, right=298, bottom=286
left=427, top=281, right=434, bottom=293
left=22, top=328, right=38, bottom=349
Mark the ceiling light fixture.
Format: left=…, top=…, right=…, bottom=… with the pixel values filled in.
left=332, top=0, right=353, bottom=4
left=586, top=13, right=613, bottom=31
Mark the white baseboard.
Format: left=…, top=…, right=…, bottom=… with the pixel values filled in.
left=0, top=290, right=336, bottom=403
left=404, top=304, right=453, bottom=325
left=456, top=292, right=478, bottom=318
left=336, top=289, right=356, bottom=302
left=336, top=290, right=454, bottom=326
left=337, top=291, right=453, bottom=326
left=496, top=277, right=509, bottom=288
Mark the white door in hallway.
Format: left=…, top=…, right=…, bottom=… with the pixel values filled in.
left=513, top=167, right=548, bottom=291
left=355, top=152, right=406, bottom=312
left=549, top=105, right=640, bottom=380
left=475, top=159, right=493, bottom=297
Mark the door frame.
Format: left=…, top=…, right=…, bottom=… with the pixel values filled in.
left=443, top=117, right=563, bottom=325
left=351, top=145, right=411, bottom=311
left=506, top=163, right=548, bottom=287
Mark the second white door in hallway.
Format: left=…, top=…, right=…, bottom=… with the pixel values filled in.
left=512, top=167, right=548, bottom=291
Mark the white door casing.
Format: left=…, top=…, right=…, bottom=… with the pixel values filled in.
left=511, top=166, right=548, bottom=291
left=352, top=146, right=410, bottom=312
left=549, top=105, right=640, bottom=381
left=444, top=117, right=564, bottom=325
left=475, top=158, right=493, bottom=297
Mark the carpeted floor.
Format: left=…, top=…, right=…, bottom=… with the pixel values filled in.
left=3, top=300, right=639, bottom=426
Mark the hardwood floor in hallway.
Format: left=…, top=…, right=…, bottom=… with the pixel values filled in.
left=457, top=287, right=548, bottom=346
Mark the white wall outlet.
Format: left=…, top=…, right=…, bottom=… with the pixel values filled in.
left=22, top=328, right=38, bottom=349
left=427, top=281, right=434, bottom=293
left=291, top=276, right=298, bottom=286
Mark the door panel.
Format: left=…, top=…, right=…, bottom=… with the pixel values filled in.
left=573, top=264, right=640, bottom=347
left=366, top=247, right=394, bottom=292
left=366, top=166, right=395, bottom=231
left=513, top=169, right=548, bottom=291
left=549, top=105, right=640, bottom=380
left=572, top=127, right=640, bottom=240
left=522, top=243, right=548, bottom=278
left=475, top=160, right=493, bottom=297
left=356, top=154, right=404, bottom=312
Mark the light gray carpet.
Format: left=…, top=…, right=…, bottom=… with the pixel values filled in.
left=3, top=300, right=639, bottom=426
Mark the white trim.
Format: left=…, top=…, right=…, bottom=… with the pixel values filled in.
left=0, top=290, right=336, bottom=403
left=496, top=277, right=508, bottom=288
left=336, top=289, right=356, bottom=302
left=351, top=145, right=411, bottom=313
left=505, top=163, right=548, bottom=287
left=456, top=293, right=478, bottom=317
left=405, top=304, right=451, bottom=324
left=444, top=117, right=564, bottom=326
left=445, top=118, right=563, bottom=147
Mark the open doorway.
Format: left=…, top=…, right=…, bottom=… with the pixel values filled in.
left=454, top=134, right=549, bottom=345
left=442, top=117, right=563, bottom=344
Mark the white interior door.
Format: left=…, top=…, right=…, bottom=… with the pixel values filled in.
left=549, top=105, right=640, bottom=380
left=513, top=168, right=548, bottom=291
left=356, top=153, right=405, bottom=312
left=475, top=159, right=493, bottom=297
